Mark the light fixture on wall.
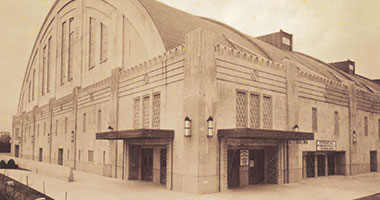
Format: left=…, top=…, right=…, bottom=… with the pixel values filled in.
left=293, top=124, right=299, bottom=132
left=207, top=116, right=214, bottom=138
left=353, top=130, right=357, bottom=143
left=108, top=126, right=114, bottom=131
left=184, top=116, right=191, bottom=138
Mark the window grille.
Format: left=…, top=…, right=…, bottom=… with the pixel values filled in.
left=152, top=93, right=161, bottom=128
left=142, top=96, right=150, bottom=128
left=249, top=94, right=260, bottom=128
left=263, top=96, right=272, bottom=129
left=236, top=91, right=247, bottom=128
left=133, top=98, right=141, bottom=129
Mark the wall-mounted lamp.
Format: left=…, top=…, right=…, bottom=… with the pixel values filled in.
left=184, top=116, right=191, bottom=138
left=293, top=124, right=299, bottom=132
left=207, top=116, right=214, bottom=138
left=108, top=126, right=114, bottom=131
left=353, top=130, right=357, bottom=143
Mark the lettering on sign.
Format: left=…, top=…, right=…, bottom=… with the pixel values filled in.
left=240, top=150, right=249, bottom=166
left=316, top=140, right=336, bottom=151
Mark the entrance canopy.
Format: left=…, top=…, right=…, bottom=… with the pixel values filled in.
left=96, top=129, right=174, bottom=140
left=218, top=128, right=314, bottom=140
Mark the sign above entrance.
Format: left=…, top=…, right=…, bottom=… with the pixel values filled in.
left=240, top=150, right=249, bottom=166
left=316, top=140, right=336, bottom=151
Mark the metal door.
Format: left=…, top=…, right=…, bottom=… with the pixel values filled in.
left=141, top=148, right=153, bottom=181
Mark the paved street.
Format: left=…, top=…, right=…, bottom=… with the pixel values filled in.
left=2, top=169, right=380, bottom=200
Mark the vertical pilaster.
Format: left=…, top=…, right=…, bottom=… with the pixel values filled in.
left=48, top=98, right=54, bottom=163
left=348, top=82, right=357, bottom=175
left=314, top=155, right=318, bottom=177
left=183, top=28, right=217, bottom=194
left=72, top=87, right=80, bottom=169
left=284, top=59, right=301, bottom=183
left=109, top=67, right=121, bottom=178
left=32, top=106, right=37, bottom=160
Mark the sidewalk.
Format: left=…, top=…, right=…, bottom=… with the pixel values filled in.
left=2, top=169, right=193, bottom=200
left=2, top=169, right=380, bottom=200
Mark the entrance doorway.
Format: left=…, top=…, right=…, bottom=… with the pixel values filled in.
left=39, top=148, right=43, bottom=162
left=317, top=155, right=326, bottom=176
left=305, top=154, right=315, bottom=178
left=141, top=148, right=153, bottom=181
left=160, top=148, right=167, bottom=185
left=58, top=148, right=63, bottom=165
left=14, top=145, right=19, bottom=158
left=370, top=151, right=377, bottom=172
left=227, top=149, right=240, bottom=188
left=327, top=153, right=336, bottom=175
left=249, top=149, right=264, bottom=185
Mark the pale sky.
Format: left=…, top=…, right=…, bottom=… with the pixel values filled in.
left=0, top=0, right=379, bottom=132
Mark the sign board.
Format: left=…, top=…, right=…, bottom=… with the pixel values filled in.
left=249, top=160, right=255, bottom=168
left=240, top=150, right=249, bottom=166
left=282, top=37, right=291, bottom=46
left=316, top=140, right=336, bottom=151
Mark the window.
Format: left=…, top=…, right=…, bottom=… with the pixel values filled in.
left=134, top=98, right=141, bottom=129
left=37, top=124, right=40, bottom=138
left=67, top=149, right=70, bottom=159
left=65, top=117, right=68, bottom=134
left=47, top=37, right=51, bottom=93
left=43, top=122, right=46, bottom=136
left=103, top=151, right=106, bottom=164
left=378, top=119, right=380, bottom=139
left=97, top=110, right=102, bottom=131
left=32, top=70, right=35, bottom=100
left=142, top=96, right=150, bottom=128
left=334, top=111, right=339, bottom=135
left=42, top=46, right=47, bottom=95
left=236, top=91, right=247, bottom=127
left=55, top=120, right=59, bottom=136
left=88, top=150, right=94, bottom=162
left=89, top=17, right=96, bottom=69
left=262, top=96, right=273, bottom=129
left=83, top=113, right=86, bottom=132
left=28, top=82, right=31, bottom=102
left=61, top=21, right=67, bottom=84
left=364, top=116, right=368, bottom=136
left=78, top=150, right=81, bottom=161
left=68, top=18, right=74, bottom=81
left=152, top=93, right=161, bottom=128
left=28, top=126, right=31, bottom=141
left=100, top=23, right=108, bottom=62
left=15, top=128, right=19, bottom=139
left=249, top=93, right=260, bottom=128
left=312, top=107, right=318, bottom=132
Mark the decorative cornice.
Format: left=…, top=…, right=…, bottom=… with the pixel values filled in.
left=120, top=45, right=186, bottom=79
left=214, top=43, right=286, bottom=73
left=296, top=65, right=348, bottom=90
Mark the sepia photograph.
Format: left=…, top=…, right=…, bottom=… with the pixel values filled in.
left=0, top=0, right=379, bottom=199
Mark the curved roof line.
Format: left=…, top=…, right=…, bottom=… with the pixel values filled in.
left=199, top=17, right=272, bottom=60
left=17, top=0, right=61, bottom=114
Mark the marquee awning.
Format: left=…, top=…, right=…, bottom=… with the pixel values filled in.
left=218, top=128, right=314, bottom=140
left=96, top=129, right=174, bottom=140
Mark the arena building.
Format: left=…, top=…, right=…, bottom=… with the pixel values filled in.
left=11, top=0, right=380, bottom=194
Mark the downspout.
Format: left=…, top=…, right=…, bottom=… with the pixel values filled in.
left=218, top=137, right=221, bottom=192
left=171, top=139, right=174, bottom=190
left=286, top=140, right=289, bottom=183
